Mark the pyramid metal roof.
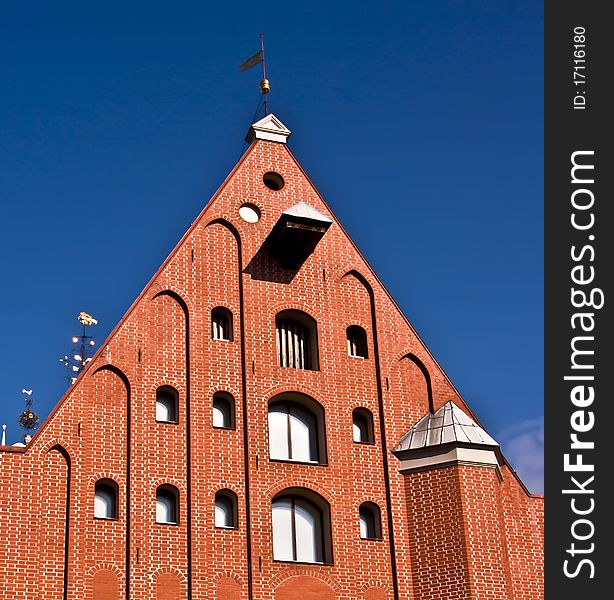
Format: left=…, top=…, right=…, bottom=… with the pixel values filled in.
left=393, top=401, right=499, bottom=453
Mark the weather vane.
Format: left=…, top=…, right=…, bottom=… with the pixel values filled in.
left=18, top=388, right=39, bottom=444
left=239, top=32, right=271, bottom=116
left=59, top=311, right=98, bottom=384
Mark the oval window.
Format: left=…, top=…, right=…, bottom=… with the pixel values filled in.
left=263, top=171, right=285, bottom=191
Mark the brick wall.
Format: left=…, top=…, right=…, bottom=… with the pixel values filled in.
left=0, top=135, right=543, bottom=599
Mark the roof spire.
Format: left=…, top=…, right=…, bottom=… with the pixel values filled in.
left=239, top=34, right=271, bottom=116
left=259, top=32, right=270, bottom=114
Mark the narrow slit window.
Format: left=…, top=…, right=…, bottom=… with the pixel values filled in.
left=212, top=393, right=235, bottom=429
left=352, top=408, right=375, bottom=444
left=156, top=387, right=178, bottom=423
left=156, top=486, right=179, bottom=525
left=215, top=490, right=238, bottom=529
left=359, top=502, right=382, bottom=540
left=94, top=480, right=118, bottom=520
left=212, top=307, right=233, bottom=341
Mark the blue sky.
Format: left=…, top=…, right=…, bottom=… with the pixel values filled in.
left=0, top=1, right=543, bottom=491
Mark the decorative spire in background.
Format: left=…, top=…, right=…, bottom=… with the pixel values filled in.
left=59, top=311, right=98, bottom=384
left=18, top=388, right=39, bottom=443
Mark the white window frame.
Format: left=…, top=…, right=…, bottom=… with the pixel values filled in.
left=94, top=480, right=117, bottom=520
left=359, top=502, right=382, bottom=540
left=215, top=491, right=238, bottom=529
left=352, top=408, right=375, bottom=444
left=156, top=387, right=178, bottom=423
left=272, top=496, right=325, bottom=563
left=347, top=325, right=368, bottom=359
left=156, top=487, right=178, bottom=525
left=212, top=393, right=235, bottom=429
left=268, top=400, right=322, bottom=463
left=212, top=307, right=233, bottom=341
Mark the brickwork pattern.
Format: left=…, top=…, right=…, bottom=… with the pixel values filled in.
left=0, top=136, right=543, bottom=599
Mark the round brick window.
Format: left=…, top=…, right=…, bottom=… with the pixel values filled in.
left=263, top=171, right=285, bottom=191
left=239, top=203, right=261, bottom=223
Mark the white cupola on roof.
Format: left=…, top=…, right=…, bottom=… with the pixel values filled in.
left=246, top=113, right=292, bottom=144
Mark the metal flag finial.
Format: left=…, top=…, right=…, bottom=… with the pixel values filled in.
left=239, top=33, right=270, bottom=115
left=259, top=32, right=270, bottom=115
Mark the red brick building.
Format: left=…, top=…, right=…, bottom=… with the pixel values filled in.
left=0, top=114, right=543, bottom=599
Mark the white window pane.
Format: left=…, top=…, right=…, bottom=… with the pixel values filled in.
left=289, top=408, right=316, bottom=462
left=272, top=500, right=294, bottom=561
left=156, top=495, right=175, bottom=524
left=94, top=488, right=113, bottom=519
left=215, top=499, right=231, bottom=527
left=156, top=396, right=175, bottom=422
left=353, top=413, right=370, bottom=443
left=213, top=402, right=228, bottom=427
left=353, top=420, right=363, bottom=442
left=360, top=513, right=369, bottom=538
left=295, top=500, right=321, bottom=563
left=213, top=314, right=230, bottom=340
left=156, top=400, right=169, bottom=421
left=269, top=407, right=289, bottom=460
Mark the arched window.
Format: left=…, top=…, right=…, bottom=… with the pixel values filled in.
left=212, top=392, right=235, bottom=429
left=275, top=310, right=319, bottom=370
left=94, top=479, right=118, bottom=519
left=156, top=485, right=179, bottom=525
left=359, top=502, right=382, bottom=540
left=212, top=307, right=233, bottom=341
left=347, top=325, right=368, bottom=358
left=156, top=386, right=178, bottom=423
left=347, top=325, right=369, bottom=358
left=272, top=489, right=332, bottom=564
left=268, top=394, right=326, bottom=464
left=215, top=490, right=238, bottom=529
left=352, top=408, right=375, bottom=444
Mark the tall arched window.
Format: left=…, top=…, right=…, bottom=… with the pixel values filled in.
left=212, top=307, right=233, bottom=341
left=94, top=479, right=118, bottom=519
left=156, top=485, right=179, bottom=525
left=272, top=489, right=332, bottom=564
left=156, top=386, right=178, bottom=423
left=352, top=408, right=375, bottom=444
left=215, top=490, right=238, bottom=529
left=212, top=392, right=235, bottom=429
left=275, top=310, right=319, bottom=370
left=347, top=325, right=368, bottom=358
left=268, top=394, right=326, bottom=464
left=359, top=502, right=382, bottom=540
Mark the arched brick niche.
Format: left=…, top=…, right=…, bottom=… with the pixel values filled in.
left=156, top=572, right=182, bottom=600
left=275, top=576, right=336, bottom=600
left=93, top=569, right=118, bottom=600
left=216, top=576, right=242, bottom=600
left=365, top=586, right=388, bottom=600
left=396, top=354, right=433, bottom=423
left=40, top=446, right=70, bottom=599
